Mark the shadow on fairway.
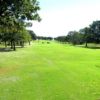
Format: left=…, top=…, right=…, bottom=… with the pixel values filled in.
left=0, top=48, right=13, bottom=52
left=76, top=45, right=100, bottom=49
left=86, top=47, right=100, bottom=49
left=0, top=46, right=25, bottom=52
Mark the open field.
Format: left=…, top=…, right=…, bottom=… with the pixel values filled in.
left=0, top=41, right=100, bottom=100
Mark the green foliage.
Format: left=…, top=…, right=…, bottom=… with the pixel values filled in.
left=54, top=36, right=67, bottom=42
left=0, top=0, right=41, bottom=21
left=67, top=31, right=84, bottom=45
left=0, top=0, right=40, bottom=50
left=37, top=36, right=53, bottom=40
left=90, top=21, right=100, bottom=43
left=66, top=20, right=100, bottom=46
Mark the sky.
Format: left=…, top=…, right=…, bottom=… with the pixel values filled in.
left=28, top=0, right=100, bottom=37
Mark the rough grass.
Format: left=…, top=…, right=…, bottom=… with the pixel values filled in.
left=0, top=41, right=100, bottom=100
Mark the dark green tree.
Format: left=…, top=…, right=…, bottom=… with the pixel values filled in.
left=0, top=0, right=41, bottom=50
left=55, top=36, right=67, bottom=43
left=79, top=27, right=92, bottom=47
left=67, top=31, right=84, bottom=45
left=90, top=21, right=100, bottom=44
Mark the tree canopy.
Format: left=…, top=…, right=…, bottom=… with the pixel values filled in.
left=0, top=0, right=41, bottom=50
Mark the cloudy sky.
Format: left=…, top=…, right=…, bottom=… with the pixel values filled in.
left=28, top=0, right=100, bottom=37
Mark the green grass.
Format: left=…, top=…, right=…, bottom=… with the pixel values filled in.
left=0, top=41, right=100, bottom=100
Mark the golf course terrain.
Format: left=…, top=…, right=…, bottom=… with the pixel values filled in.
left=0, top=41, right=100, bottom=100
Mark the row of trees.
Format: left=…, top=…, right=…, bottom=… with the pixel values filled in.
left=37, top=36, right=53, bottom=40
left=0, top=0, right=41, bottom=50
left=54, top=36, right=67, bottom=43
left=55, top=21, right=100, bottom=47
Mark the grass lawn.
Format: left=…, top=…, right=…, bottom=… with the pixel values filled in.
left=0, top=41, right=100, bottom=100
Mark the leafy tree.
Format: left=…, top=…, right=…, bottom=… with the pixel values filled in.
left=55, top=36, right=67, bottom=43
left=0, top=0, right=41, bottom=50
left=0, top=0, right=41, bottom=21
left=37, top=36, right=53, bottom=40
left=67, top=31, right=84, bottom=45
left=79, top=27, right=93, bottom=47
left=90, top=21, right=100, bottom=44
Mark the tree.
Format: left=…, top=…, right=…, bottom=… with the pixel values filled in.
left=37, top=36, right=53, bottom=40
left=90, top=21, right=100, bottom=44
left=67, top=31, right=84, bottom=45
left=79, top=27, right=93, bottom=47
left=55, top=36, right=67, bottom=43
left=0, top=0, right=41, bottom=21
left=0, top=0, right=41, bottom=50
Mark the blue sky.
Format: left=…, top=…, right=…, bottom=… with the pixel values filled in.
left=28, top=0, right=100, bottom=37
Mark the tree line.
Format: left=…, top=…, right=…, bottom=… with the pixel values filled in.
left=0, top=0, right=41, bottom=51
left=37, top=36, right=53, bottom=40
left=55, top=21, right=100, bottom=47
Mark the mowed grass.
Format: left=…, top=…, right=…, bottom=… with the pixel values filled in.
left=0, top=41, right=100, bottom=100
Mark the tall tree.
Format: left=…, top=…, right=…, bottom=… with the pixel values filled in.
left=0, top=0, right=41, bottom=50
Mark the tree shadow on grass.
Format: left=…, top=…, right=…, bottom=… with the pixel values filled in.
left=76, top=45, right=100, bottom=49
left=0, top=46, right=25, bottom=52
left=0, top=48, right=13, bottom=52
left=86, top=47, right=100, bottom=49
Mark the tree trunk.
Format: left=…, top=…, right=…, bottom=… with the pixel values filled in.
left=20, top=41, right=24, bottom=48
left=13, top=41, right=16, bottom=51
left=5, top=41, right=7, bottom=48
left=29, top=41, right=31, bottom=45
left=22, top=41, right=24, bottom=47
left=85, top=42, right=88, bottom=47
left=11, top=41, right=13, bottom=49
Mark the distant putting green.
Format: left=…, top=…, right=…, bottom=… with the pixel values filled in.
left=0, top=41, right=100, bottom=100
